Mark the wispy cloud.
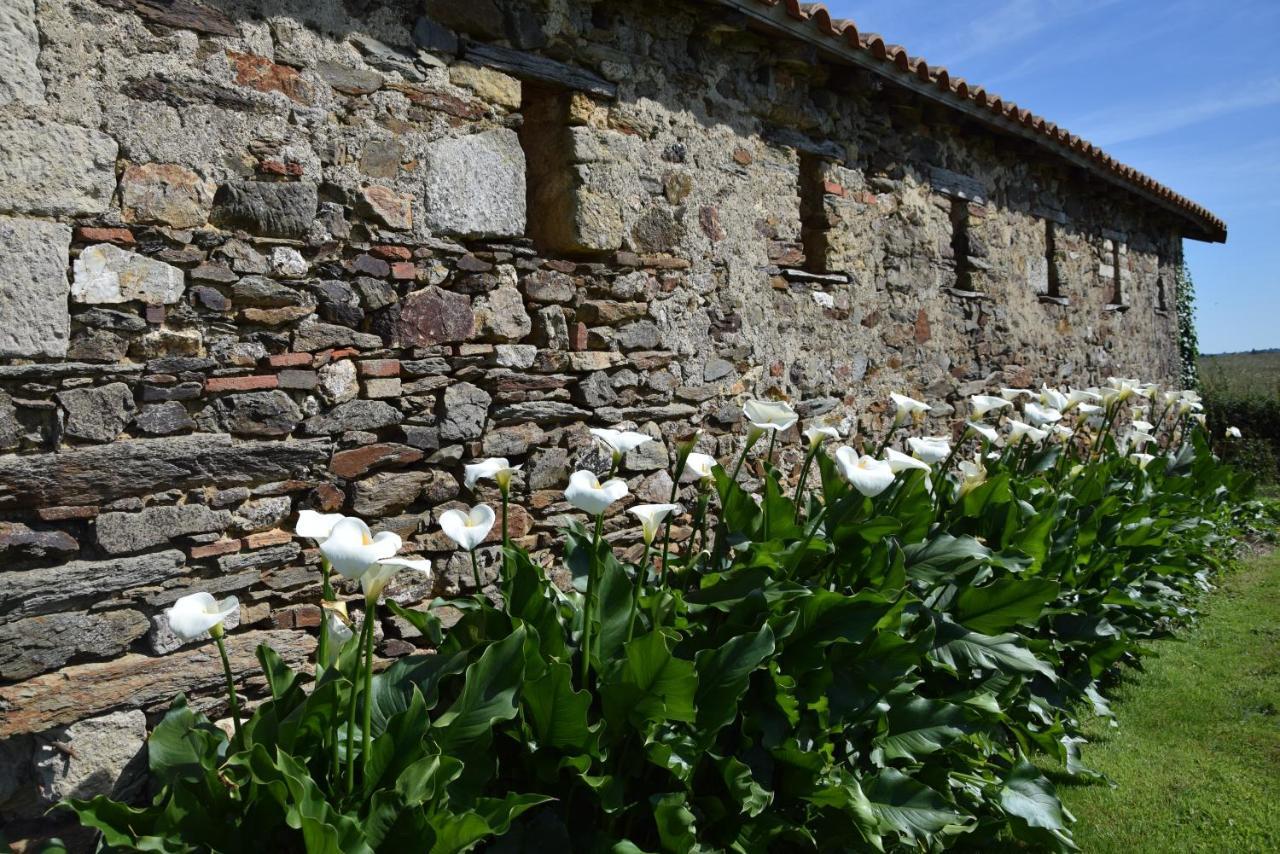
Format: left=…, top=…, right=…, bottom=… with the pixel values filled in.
left=1074, top=79, right=1280, bottom=146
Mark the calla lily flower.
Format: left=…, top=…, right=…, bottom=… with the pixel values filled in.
left=803, top=425, right=841, bottom=447
left=1191, top=413, right=1207, bottom=427
left=1132, top=419, right=1155, bottom=433
left=969, top=395, right=1012, bottom=419
left=1007, top=420, right=1049, bottom=443
left=1128, top=430, right=1156, bottom=449
left=957, top=457, right=987, bottom=496
left=834, top=447, right=896, bottom=497
left=885, top=447, right=931, bottom=473
left=1226, top=426, right=1242, bottom=439
left=565, top=469, right=629, bottom=515
left=1129, top=452, right=1156, bottom=470
left=1052, top=424, right=1075, bottom=440
left=890, top=393, right=930, bottom=426
left=295, top=510, right=345, bottom=543
left=1024, top=402, right=1063, bottom=427
left=743, top=399, right=799, bottom=433
left=1076, top=402, right=1104, bottom=418
left=166, top=592, right=238, bottom=642
left=682, top=452, right=718, bottom=482
left=999, top=388, right=1033, bottom=402
left=629, top=503, right=680, bottom=545
left=590, top=428, right=653, bottom=461
left=907, top=436, right=951, bottom=464
left=1102, top=377, right=1141, bottom=404
left=320, top=517, right=402, bottom=580
left=1063, top=388, right=1101, bottom=411
left=1039, top=386, right=1068, bottom=411
left=966, top=421, right=1000, bottom=444
left=359, top=557, right=431, bottom=602
left=464, top=457, right=521, bottom=491
left=440, top=504, right=496, bottom=552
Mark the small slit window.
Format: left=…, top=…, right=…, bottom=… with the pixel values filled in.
left=1156, top=272, right=1168, bottom=311
left=519, top=84, right=575, bottom=254
left=1045, top=221, right=1062, bottom=299
left=798, top=153, right=830, bottom=274
left=1109, top=241, right=1126, bottom=306
left=950, top=198, right=975, bottom=292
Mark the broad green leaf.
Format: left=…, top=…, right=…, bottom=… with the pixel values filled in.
left=930, top=619, right=1056, bottom=680
left=523, top=661, right=594, bottom=750
left=433, top=626, right=528, bottom=754
left=874, top=696, right=966, bottom=762
left=865, top=769, right=968, bottom=841
left=694, top=624, right=775, bottom=734
left=601, top=629, right=697, bottom=727
left=952, top=578, right=1060, bottom=635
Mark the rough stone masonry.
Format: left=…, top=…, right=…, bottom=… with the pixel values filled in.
left=0, top=0, right=1222, bottom=843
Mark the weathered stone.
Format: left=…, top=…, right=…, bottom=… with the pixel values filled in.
left=524, top=269, right=576, bottom=303
left=363, top=377, right=401, bottom=398
left=494, top=344, right=538, bottom=368
left=361, top=185, right=413, bottom=230
left=33, top=710, right=147, bottom=809
left=101, top=0, right=237, bottom=36
left=312, top=279, right=364, bottom=327
left=0, top=521, right=77, bottom=562
left=481, top=422, right=545, bottom=457
left=0, top=0, right=43, bottom=106
left=210, top=181, right=318, bottom=239
left=134, top=402, right=195, bottom=435
left=439, top=381, right=491, bottom=441
left=0, top=611, right=149, bottom=680
left=394, top=286, right=474, bottom=346
left=491, top=400, right=589, bottom=424
left=72, top=244, right=185, bottom=305
left=133, top=328, right=204, bottom=359
left=355, top=276, right=398, bottom=310
left=317, top=60, right=383, bottom=95
left=0, top=435, right=330, bottom=509
left=56, top=382, right=136, bottom=444
left=527, top=446, right=571, bottom=490
left=233, top=275, right=311, bottom=308
left=423, top=129, right=526, bottom=238
left=473, top=284, right=532, bottom=342
left=331, top=443, right=424, bottom=479
left=76, top=308, right=148, bottom=333
left=202, top=390, right=302, bottom=437
left=0, top=630, right=315, bottom=737
left=218, top=542, right=299, bottom=573
left=0, top=217, right=72, bottom=357
left=227, top=50, right=314, bottom=104
left=318, top=359, right=359, bottom=405
left=120, top=163, right=214, bottom=228
left=1, top=550, right=186, bottom=620
left=0, top=393, right=21, bottom=451
left=449, top=63, right=521, bottom=109
left=68, top=328, right=130, bottom=362
left=97, top=504, right=233, bottom=554
left=0, top=119, right=117, bottom=216
left=293, top=318, right=383, bottom=351
left=304, top=399, right=402, bottom=434
left=232, top=496, right=291, bottom=534
left=350, top=470, right=430, bottom=516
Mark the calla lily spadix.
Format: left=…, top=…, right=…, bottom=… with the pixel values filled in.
left=966, top=421, right=1000, bottom=444
left=682, top=452, right=718, bottom=482
left=440, top=504, right=496, bottom=552
left=167, top=592, right=239, bottom=642
left=957, top=457, right=988, bottom=495
left=907, top=436, right=951, bottom=464
left=464, top=457, right=521, bottom=492
left=565, top=469, right=629, bottom=516
left=1023, top=402, right=1063, bottom=427
left=743, top=399, right=799, bottom=433
left=885, top=447, right=931, bottom=473
left=629, top=503, right=679, bottom=545
left=890, top=393, right=930, bottom=426
left=1007, top=419, right=1049, bottom=443
left=969, top=395, right=1012, bottom=419
left=358, top=557, right=431, bottom=602
left=803, top=425, right=841, bottom=447
left=834, top=447, right=896, bottom=497
left=590, top=428, right=653, bottom=461
left=319, top=517, right=402, bottom=579
left=295, top=510, right=345, bottom=543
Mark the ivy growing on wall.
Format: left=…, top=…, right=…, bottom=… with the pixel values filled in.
left=1176, top=261, right=1201, bottom=390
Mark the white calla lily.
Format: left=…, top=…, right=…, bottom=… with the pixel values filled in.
left=1040, top=385, right=1068, bottom=411
left=1128, top=431, right=1156, bottom=450
left=743, top=399, right=799, bottom=433
left=320, top=517, right=402, bottom=579
left=1076, top=402, right=1104, bottom=418
left=1132, top=420, right=1155, bottom=433
left=1129, top=452, right=1156, bottom=470
left=834, top=447, right=896, bottom=497
left=966, top=421, right=1000, bottom=444
left=682, top=452, right=718, bottom=482
left=1023, top=402, right=1063, bottom=427
left=803, top=425, right=841, bottom=447
left=1007, top=419, right=1049, bottom=443
left=166, top=591, right=239, bottom=642
left=969, top=395, right=1012, bottom=419
left=957, top=457, right=988, bottom=496
left=360, top=557, right=431, bottom=602
left=1226, top=426, right=1242, bottom=439
left=629, top=503, right=680, bottom=545
left=565, top=469, right=629, bottom=515
left=890, top=393, right=930, bottom=426
left=907, top=436, right=951, bottom=464
left=1063, top=388, right=1101, bottom=411
left=885, top=447, right=931, bottom=473
left=464, top=457, right=521, bottom=491
left=295, top=510, right=345, bottom=543
left=1101, top=377, right=1141, bottom=404
left=1052, top=424, right=1075, bottom=440
left=1191, top=413, right=1207, bottom=427
left=440, top=504, right=496, bottom=552
left=590, top=428, right=653, bottom=461
left=999, top=388, right=1033, bottom=402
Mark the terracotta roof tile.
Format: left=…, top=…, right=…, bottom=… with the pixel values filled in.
left=735, top=0, right=1225, bottom=241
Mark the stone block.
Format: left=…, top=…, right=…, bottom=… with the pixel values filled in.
left=0, top=611, right=149, bottom=680
left=120, top=163, right=214, bottom=228
left=33, top=710, right=147, bottom=809
left=0, top=0, right=43, bottom=106
left=423, top=129, right=526, bottom=238
left=439, top=381, right=491, bottom=441
left=0, top=217, right=72, bottom=357
left=201, top=390, right=303, bottom=437
left=210, top=181, right=318, bottom=239
left=97, top=504, right=233, bottom=555
left=0, top=118, right=117, bottom=216
left=72, top=244, right=186, bottom=305
left=394, top=286, right=474, bottom=346
left=56, top=382, right=137, bottom=444
left=472, top=284, right=532, bottom=342
left=2, top=550, right=186, bottom=620
left=303, top=399, right=402, bottom=435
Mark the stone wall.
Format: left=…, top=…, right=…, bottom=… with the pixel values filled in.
left=0, top=0, right=1193, bottom=839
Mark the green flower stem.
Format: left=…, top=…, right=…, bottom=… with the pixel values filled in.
left=213, top=632, right=242, bottom=739
left=792, top=445, right=820, bottom=511
left=874, top=422, right=900, bottom=458
left=316, top=557, right=334, bottom=675
left=470, top=548, right=483, bottom=592
left=685, top=490, right=712, bottom=573
left=360, top=599, right=376, bottom=785
left=501, top=488, right=510, bottom=579
left=581, top=513, right=605, bottom=687
left=729, top=430, right=763, bottom=483
left=766, top=430, right=778, bottom=467
left=657, top=444, right=691, bottom=584
left=344, top=613, right=370, bottom=794
left=627, top=543, right=651, bottom=643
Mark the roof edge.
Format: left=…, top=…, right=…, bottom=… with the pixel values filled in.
left=717, top=0, right=1226, bottom=243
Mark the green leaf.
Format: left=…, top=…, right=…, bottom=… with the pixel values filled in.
left=523, top=661, right=595, bottom=750
left=1001, top=760, right=1071, bottom=831
left=694, top=624, right=775, bottom=735
left=386, top=599, right=444, bottom=646
left=719, top=756, right=773, bottom=817
left=777, top=589, right=898, bottom=672
left=903, top=535, right=990, bottom=582
left=601, top=629, right=697, bottom=727
left=432, top=625, right=528, bottom=754
left=651, top=792, right=699, bottom=854
left=865, top=769, right=968, bottom=841
left=930, top=618, right=1056, bottom=680
left=952, top=578, right=1060, bottom=635
left=874, top=696, right=967, bottom=762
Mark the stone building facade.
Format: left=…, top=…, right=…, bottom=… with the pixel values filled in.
left=0, top=0, right=1224, bottom=841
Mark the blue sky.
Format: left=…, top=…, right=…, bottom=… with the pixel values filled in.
left=821, top=0, right=1279, bottom=354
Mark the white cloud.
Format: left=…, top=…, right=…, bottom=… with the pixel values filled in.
left=1076, top=79, right=1280, bottom=146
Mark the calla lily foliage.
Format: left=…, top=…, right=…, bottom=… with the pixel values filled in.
left=65, top=381, right=1274, bottom=854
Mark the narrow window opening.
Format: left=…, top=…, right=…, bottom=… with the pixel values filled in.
left=519, top=84, right=577, bottom=254
left=1110, top=241, right=1126, bottom=305
left=949, top=197, right=975, bottom=291
left=1045, top=221, right=1062, bottom=298
left=1156, top=271, right=1168, bottom=311
left=798, top=153, right=830, bottom=274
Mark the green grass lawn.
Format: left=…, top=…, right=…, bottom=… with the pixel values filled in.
left=1200, top=350, right=1280, bottom=398
left=1055, top=550, right=1280, bottom=852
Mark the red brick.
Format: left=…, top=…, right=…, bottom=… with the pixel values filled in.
left=267, top=352, right=314, bottom=368
left=271, top=604, right=322, bottom=629
left=37, top=505, right=99, bottom=521
left=145, top=305, right=166, bottom=324
left=245, top=529, right=293, bottom=549
left=205, top=375, right=279, bottom=392
left=823, top=180, right=846, bottom=197
left=569, top=321, right=589, bottom=351
left=259, top=159, right=304, bottom=176
left=327, top=347, right=360, bottom=361
left=358, top=358, right=400, bottom=378
left=191, top=538, right=242, bottom=559
left=390, top=261, right=417, bottom=280
left=74, top=226, right=134, bottom=245
left=330, top=443, right=423, bottom=479
left=371, top=245, right=412, bottom=261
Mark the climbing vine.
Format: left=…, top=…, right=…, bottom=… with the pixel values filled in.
left=1176, top=261, right=1201, bottom=390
